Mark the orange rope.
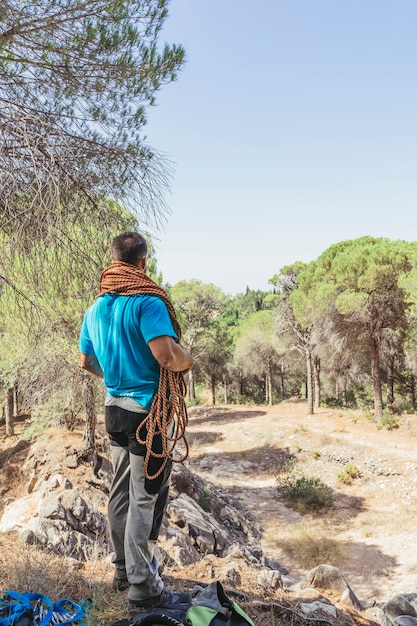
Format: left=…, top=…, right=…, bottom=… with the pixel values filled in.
left=136, top=369, right=189, bottom=479
left=99, top=261, right=189, bottom=479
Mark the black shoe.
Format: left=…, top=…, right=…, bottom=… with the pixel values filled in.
left=113, top=576, right=130, bottom=591
left=128, top=588, right=191, bottom=611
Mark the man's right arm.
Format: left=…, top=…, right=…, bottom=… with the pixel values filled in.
left=148, top=336, right=193, bottom=373
left=80, top=353, right=104, bottom=378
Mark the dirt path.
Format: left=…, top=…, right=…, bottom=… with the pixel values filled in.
left=186, top=402, right=417, bottom=603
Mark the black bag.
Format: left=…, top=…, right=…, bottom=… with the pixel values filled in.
left=113, top=581, right=254, bottom=626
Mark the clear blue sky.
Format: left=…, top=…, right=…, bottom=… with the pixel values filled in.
left=145, top=0, right=417, bottom=295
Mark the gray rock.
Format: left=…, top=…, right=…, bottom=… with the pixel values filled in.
left=0, top=486, right=109, bottom=562
left=378, top=594, right=417, bottom=626
left=41, top=495, right=66, bottom=520
left=257, top=568, right=283, bottom=591
left=162, top=525, right=201, bottom=566
left=297, top=564, right=362, bottom=610
left=20, top=529, right=37, bottom=545
left=262, top=555, right=289, bottom=574
left=65, top=455, right=78, bottom=469
left=221, top=566, right=241, bottom=588
left=298, top=600, right=337, bottom=619
left=394, top=619, right=417, bottom=626
left=167, top=493, right=235, bottom=556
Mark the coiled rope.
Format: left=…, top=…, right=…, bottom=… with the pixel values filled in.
left=99, top=261, right=189, bottom=480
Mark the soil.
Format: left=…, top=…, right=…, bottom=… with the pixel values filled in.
left=1, top=400, right=417, bottom=610
left=185, top=402, right=417, bottom=603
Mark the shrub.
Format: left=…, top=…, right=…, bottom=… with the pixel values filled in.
left=198, top=487, right=212, bottom=512
left=377, top=413, right=399, bottom=431
left=355, top=387, right=374, bottom=411
left=321, top=397, right=344, bottom=408
left=276, top=474, right=333, bottom=513
left=337, top=462, right=361, bottom=484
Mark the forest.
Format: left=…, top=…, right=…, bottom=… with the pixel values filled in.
left=1, top=0, right=416, bottom=436
left=2, top=220, right=417, bottom=436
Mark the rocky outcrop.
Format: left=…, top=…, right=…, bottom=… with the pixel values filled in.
left=0, top=474, right=109, bottom=560
left=0, top=443, right=261, bottom=570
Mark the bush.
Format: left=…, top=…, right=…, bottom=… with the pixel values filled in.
left=198, top=487, right=212, bottom=512
left=321, top=397, right=344, bottom=408
left=187, top=397, right=202, bottom=407
left=355, top=387, right=374, bottom=411
left=337, top=462, right=361, bottom=484
left=377, top=413, right=399, bottom=431
left=276, top=474, right=333, bottom=513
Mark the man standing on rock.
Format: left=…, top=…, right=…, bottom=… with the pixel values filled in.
left=79, top=231, right=193, bottom=611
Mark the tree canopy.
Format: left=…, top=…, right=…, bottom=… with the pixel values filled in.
left=289, top=237, right=417, bottom=418
left=0, top=0, right=185, bottom=244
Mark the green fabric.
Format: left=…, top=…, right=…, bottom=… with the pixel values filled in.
left=233, top=601, right=255, bottom=626
left=186, top=605, right=218, bottom=626
left=186, top=601, right=255, bottom=626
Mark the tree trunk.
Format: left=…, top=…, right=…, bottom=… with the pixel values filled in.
left=306, top=351, right=314, bottom=415
left=188, top=369, right=196, bottom=402
left=81, top=373, right=102, bottom=474
left=279, top=362, right=285, bottom=399
left=5, top=387, right=14, bottom=437
left=13, top=383, right=18, bottom=417
left=343, top=378, right=348, bottom=408
left=223, top=378, right=228, bottom=404
left=313, top=355, right=321, bottom=409
left=386, top=355, right=395, bottom=407
left=369, top=336, right=383, bottom=421
left=82, top=374, right=97, bottom=450
left=410, top=373, right=416, bottom=410
left=239, top=371, right=244, bottom=397
left=210, top=374, right=216, bottom=406
left=266, top=360, right=273, bottom=406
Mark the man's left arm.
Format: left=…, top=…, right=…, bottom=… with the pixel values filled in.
left=148, top=336, right=193, bottom=373
left=142, top=298, right=193, bottom=373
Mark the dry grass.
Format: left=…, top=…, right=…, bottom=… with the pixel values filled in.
left=0, top=513, right=378, bottom=624
left=0, top=533, right=370, bottom=626
left=0, top=535, right=284, bottom=626
left=276, top=525, right=350, bottom=570
left=0, top=534, right=127, bottom=626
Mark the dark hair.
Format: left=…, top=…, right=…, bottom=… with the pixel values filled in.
left=111, top=232, right=147, bottom=265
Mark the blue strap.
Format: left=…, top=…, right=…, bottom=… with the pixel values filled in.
left=0, top=605, right=30, bottom=626
left=0, top=592, right=33, bottom=626
left=0, top=610, right=30, bottom=626
left=0, top=592, right=92, bottom=626
left=2, top=592, right=53, bottom=626
left=52, top=598, right=92, bottom=624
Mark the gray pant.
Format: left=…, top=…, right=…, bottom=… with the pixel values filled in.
left=108, top=446, right=172, bottom=602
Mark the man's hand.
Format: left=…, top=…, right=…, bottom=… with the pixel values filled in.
left=148, top=336, right=193, bottom=373
left=80, top=353, right=104, bottom=378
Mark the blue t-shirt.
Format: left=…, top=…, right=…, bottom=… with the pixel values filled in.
left=79, top=293, right=177, bottom=410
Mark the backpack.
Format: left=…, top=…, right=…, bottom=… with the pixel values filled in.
left=114, top=581, right=255, bottom=626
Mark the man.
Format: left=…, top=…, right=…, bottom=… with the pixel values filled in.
left=79, top=231, right=193, bottom=611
